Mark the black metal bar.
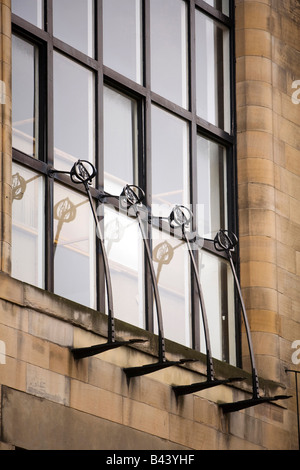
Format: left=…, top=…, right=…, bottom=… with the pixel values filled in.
left=214, top=230, right=292, bottom=412
left=71, top=338, right=147, bottom=360
left=49, top=161, right=147, bottom=357
left=220, top=395, right=291, bottom=414
left=164, top=206, right=244, bottom=395
left=99, top=185, right=198, bottom=378
left=102, top=184, right=166, bottom=361
left=124, top=358, right=197, bottom=379
left=173, top=376, right=245, bottom=397
left=286, top=369, right=300, bottom=450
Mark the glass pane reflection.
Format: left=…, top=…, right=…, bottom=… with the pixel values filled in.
left=152, top=229, right=191, bottom=348
left=103, top=0, right=142, bottom=83
left=54, top=53, right=95, bottom=173
left=53, top=184, right=96, bottom=309
left=53, top=0, right=94, bottom=57
left=150, top=0, right=188, bottom=108
left=151, top=105, right=189, bottom=217
left=104, top=86, right=138, bottom=195
left=12, top=0, right=44, bottom=28
left=199, top=250, right=236, bottom=365
left=196, top=135, right=227, bottom=239
left=196, top=12, right=231, bottom=133
left=104, top=206, right=144, bottom=329
left=12, top=35, right=39, bottom=158
left=12, top=163, right=44, bottom=287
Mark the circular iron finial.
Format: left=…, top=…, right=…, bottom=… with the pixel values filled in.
left=70, top=160, right=97, bottom=185
left=214, top=229, right=238, bottom=253
left=168, top=205, right=193, bottom=228
left=121, top=184, right=145, bottom=206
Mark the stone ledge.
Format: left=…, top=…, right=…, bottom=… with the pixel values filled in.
left=0, top=272, right=289, bottom=402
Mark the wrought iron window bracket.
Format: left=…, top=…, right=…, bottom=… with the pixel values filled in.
left=155, top=206, right=244, bottom=397
left=49, top=161, right=146, bottom=359
left=213, top=230, right=292, bottom=413
left=98, top=185, right=196, bottom=379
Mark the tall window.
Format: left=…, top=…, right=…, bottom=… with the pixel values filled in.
left=11, top=0, right=238, bottom=365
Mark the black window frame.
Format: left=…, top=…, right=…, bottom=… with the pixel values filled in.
left=11, top=0, right=240, bottom=366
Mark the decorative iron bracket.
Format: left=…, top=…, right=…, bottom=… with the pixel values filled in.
left=213, top=230, right=292, bottom=412
left=49, top=161, right=146, bottom=359
left=99, top=185, right=197, bottom=378
left=160, top=207, right=245, bottom=396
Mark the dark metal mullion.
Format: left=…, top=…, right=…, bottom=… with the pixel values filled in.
left=226, top=3, right=241, bottom=368
left=216, top=25, right=224, bottom=132
left=189, top=0, right=201, bottom=351
left=52, top=37, right=99, bottom=71
left=143, top=0, right=154, bottom=334
left=12, top=14, right=49, bottom=41
left=196, top=117, right=234, bottom=144
left=194, top=0, right=232, bottom=26
left=220, top=258, right=229, bottom=362
left=150, top=92, right=193, bottom=122
left=45, top=0, right=54, bottom=292
left=95, top=0, right=106, bottom=315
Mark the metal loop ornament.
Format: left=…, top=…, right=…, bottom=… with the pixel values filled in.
left=120, top=184, right=145, bottom=207
left=214, top=229, right=238, bottom=253
left=70, top=160, right=97, bottom=185
left=168, top=205, right=193, bottom=229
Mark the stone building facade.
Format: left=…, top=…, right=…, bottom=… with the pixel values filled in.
left=0, top=0, right=300, bottom=450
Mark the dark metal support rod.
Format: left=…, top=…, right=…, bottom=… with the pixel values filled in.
left=167, top=208, right=244, bottom=395
left=134, top=205, right=166, bottom=363
left=227, top=248, right=259, bottom=398
left=173, top=232, right=244, bottom=395
left=184, top=233, right=214, bottom=382
left=214, top=230, right=292, bottom=412
left=49, top=161, right=146, bottom=358
left=115, top=187, right=197, bottom=378
left=83, top=180, right=115, bottom=343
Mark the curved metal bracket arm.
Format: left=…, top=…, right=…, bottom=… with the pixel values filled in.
left=214, top=230, right=292, bottom=412
left=165, top=207, right=244, bottom=395
left=49, top=161, right=146, bottom=358
left=99, top=185, right=198, bottom=378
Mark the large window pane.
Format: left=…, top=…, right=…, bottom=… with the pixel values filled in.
left=54, top=53, right=95, bottom=173
left=196, top=12, right=231, bottom=133
left=151, top=106, right=189, bottom=217
left=199, top=250, right=236, bottom=365
left=103, top=0, right=142, bottom=84
left=53, top=0, right=94, bottom=57
left=53, top=184, right=96, bottom=309
left=153, top=229, right=191, bottom=347
left=12, top=0, right=44, bottom=28
left=12, top=163, right=44, bottom=287
left=104, top=206, right=144, bottom=328
left=150, top=0, right=188, bottom=108
left=196, top=135, right=227, bottom=239
left=12, top=35, right=39, bottom=158
left=103, top=86, right=138, bottom=195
